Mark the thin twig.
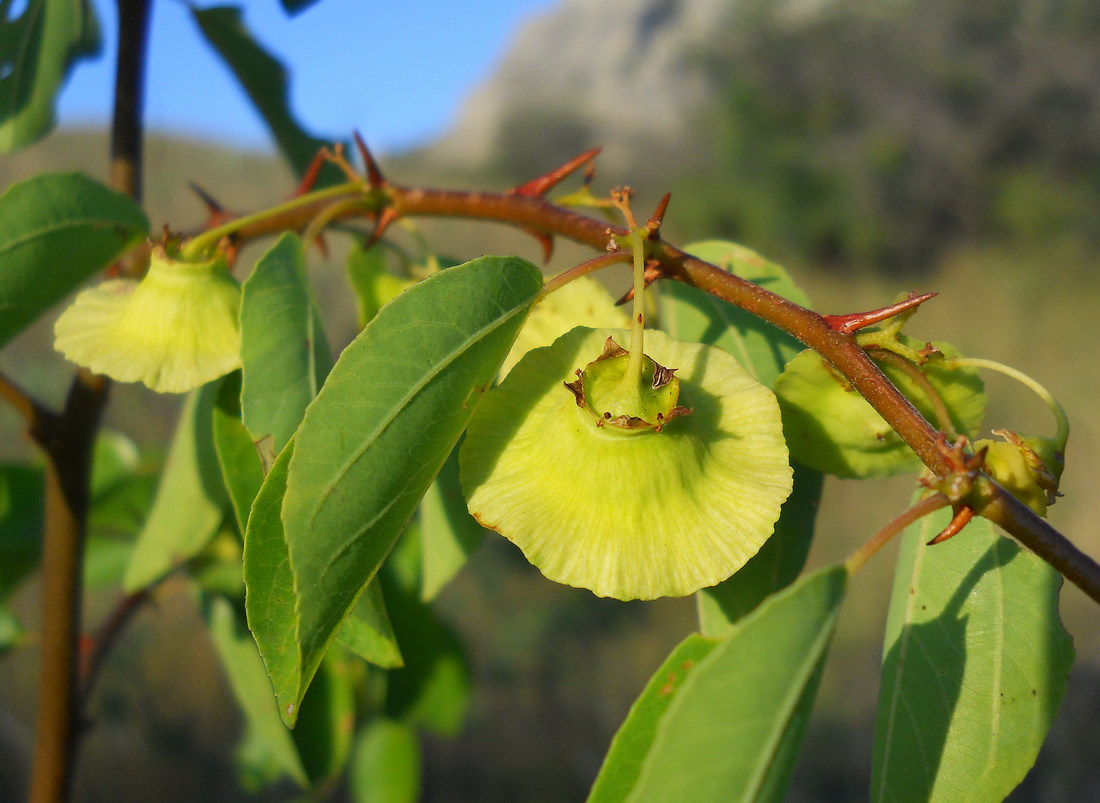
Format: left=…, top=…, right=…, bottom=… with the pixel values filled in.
left=28, top=1, right=152, bottom=800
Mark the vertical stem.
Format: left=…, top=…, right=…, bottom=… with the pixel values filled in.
left=28, top=1, right=151, bottom=800
left=109, top=0, right=151, bottom=205
left=626, top=229, right=646, bottom=384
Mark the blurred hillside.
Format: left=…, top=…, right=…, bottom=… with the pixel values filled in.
left=433, top=0, right=1100, bottom=273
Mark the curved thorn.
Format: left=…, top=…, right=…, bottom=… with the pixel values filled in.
left=366, top=208, right=399, bottom=247
left=511, top=147, right=602, bottom=198
left=519, top=227, right=554, bottom=262
left=616, top=261, right=663, bottom=305
left=928, top=505, right=976, bottom=545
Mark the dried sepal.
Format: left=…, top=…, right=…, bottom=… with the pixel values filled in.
left=460, top=326, right=793, bottom=601
left=54, top=247, right=241, bottom=393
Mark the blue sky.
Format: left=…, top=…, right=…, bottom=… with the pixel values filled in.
left=59, top=0, right=557, bottom=154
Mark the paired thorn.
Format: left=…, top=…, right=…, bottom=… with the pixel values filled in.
left=928, top=505, right=976, bottom=545
left=511, top=147, right=601, bottom=198
left=824, top=291, right=937, bottom=334
left=188, top=182, right=234, bottom=229
left=295, top=148, right=330, bottom=196
left=645, top=193, right=671, bottom=239
left=353, top=131, right=387, bottom=188
left=519, top=228, right=554, bottom=262
left=366, top=207, right=399, bottom=247
left=616, top=260, right=663, bottom=305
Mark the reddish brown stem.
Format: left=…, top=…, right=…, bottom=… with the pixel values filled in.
left=196, top=165, right=1100, bottom=605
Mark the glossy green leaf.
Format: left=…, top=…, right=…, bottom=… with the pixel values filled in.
left=204, top=593, right=308, bottom=788
left=337, top=578, right=403, bottom=669
left=191, top=6, right=345, bottom=184
left=0, top=464, right=43, bottom=599
left=240, top=233, right=332, bottom=455
left=697, top=462, right=823, bottom=637
left=89, top=429, right=140, bottom=496
left=243, top=439, right=301, bottom=724
left=349, top=718, right=422, bottom=803
left=589, top=634, right=718, bottom=803
left=871, top=502, right=1073, bottom=802
left=658, top=239, right=809, bottom=389
left=291, top=649, right=356, bottom=783
left=0, top=0, right=100, bottom=151
left=775, top=340, right=986, bottom=478
left=0, top=172, right=148, bottom=348
left=123, top=384, right=228, bottom=591
left=346, top=242, right=412, bottom=329
left=212, top=372, right=265, bottom=533
left=280, top=255, right=540, bottom=720
left=620, top=565, right=848, bottom=802
left=419, top=441, right=485, bottom=601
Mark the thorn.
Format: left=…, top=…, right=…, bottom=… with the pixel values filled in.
left=295, top=148, right=329, bottom=196
left=366, top=207, right=399, bottom=247
left=616, top=261, right=663, bottom=305
left=188, top=182, right=233, bottom=228
left=354, top=131, right=386, bottom=187
left=511, top=147, right=602, bottom=198
left=312, top=233, right=329, bottom=260
left=583, top=163, right=596, bottom=186
left=927, top=505, right=975, bottom=545
left=519, top=227, right=554, bottom=262
left=824, top=291, right=938, bottom=334
left=645, top=193, right=671, bottom=239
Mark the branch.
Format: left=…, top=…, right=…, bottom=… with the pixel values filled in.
left=29, top=1, right=152, bottom=800
left=189, top=154, right=1100, bottom=604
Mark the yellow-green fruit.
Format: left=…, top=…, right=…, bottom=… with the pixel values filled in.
left=460, top=326, right=793, bottom=601
left=54, top=247, right=241, bottom=393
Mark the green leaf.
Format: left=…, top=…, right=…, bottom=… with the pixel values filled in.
left=190, top=6, right=345, bottom=184
left=279, top=0, right=322, bottom=14
left=280, top=255, right=540, bottom=720
left=243, top=439, right=301, bottom=724
left=337, top=578, right=403, bottom=669
left=204, top=593, right=308, bottom=788
left=349, top=718, right=422, bottom=803
left=0, top=464, right=43, bottom=599
left=658, top=239, right=809, bottom=389
left=588, top=634, right=719, bottom=803
left=614, top=565, right=848, bottom=802
left=0, top=0, right=100, bottom=151
left=212, top=371, right=265, bottom=533
left=696, top=462, right=823, bottom=638
left=240, top=233, right=332, bottom=455
left=0, top=603, right=23, bottom=651
left=775, top=340, right=987, bottom=478
left=291, top=648, right=356, bottom=784
left=419, top=441, right=485, bottom=601
left=0, top=172, right=148, bottom=348
left=123, top=384, right=228, bottom=591
left=345, top=242, right=413, bottom=329
left=381, top=552, right=471, bottom=737
left=871, top=502, right=1073, bottom=802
